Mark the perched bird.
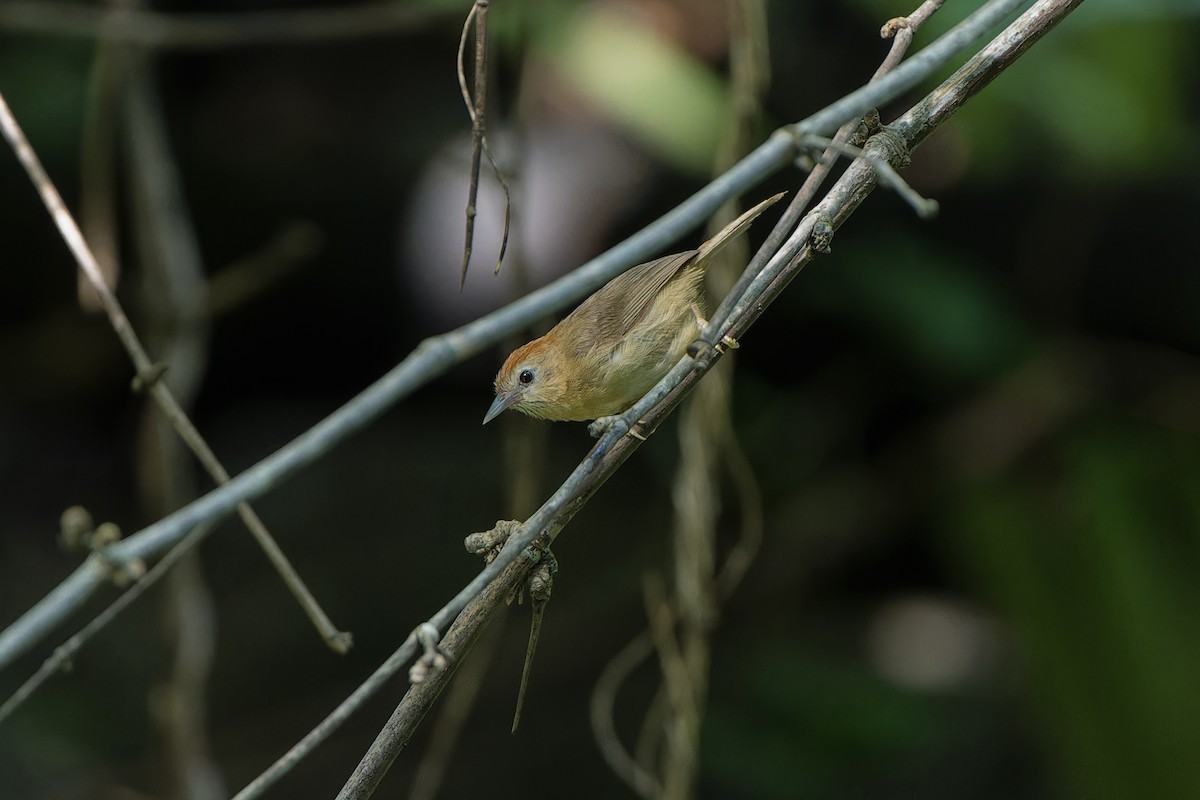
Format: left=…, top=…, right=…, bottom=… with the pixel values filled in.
left=484, top=192, right=784, bottom=425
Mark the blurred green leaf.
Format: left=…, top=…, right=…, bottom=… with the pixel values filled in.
left=0, top=41, right=91, bottom=157
left=851, top=0, right=1195, bottom=178
left=704, top=645, right=944, bottom=798
left=806, top=235, right=1031, bottom=384
left=948, top=422, right=1200, bottom=799
left=956, top=17, right=1193, bottom=178
left=542, top=4, right=729, bottom=173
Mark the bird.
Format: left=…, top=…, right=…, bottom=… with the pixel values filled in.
left=483, top=192, right=783, bottom=426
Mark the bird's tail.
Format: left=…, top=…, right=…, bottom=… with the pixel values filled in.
left=695, top=191, right=786, bottom=263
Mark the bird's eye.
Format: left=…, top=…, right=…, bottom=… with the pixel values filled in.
left=519, top=369, right=535, bottom=385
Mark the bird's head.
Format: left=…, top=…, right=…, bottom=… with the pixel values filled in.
left=483, top=337, right=571, bottom=423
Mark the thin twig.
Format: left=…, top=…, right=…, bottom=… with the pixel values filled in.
left=0, top=223, right=320, bottom=724
left=878, top=0, right=948, bottom=77
left=0, top=522, right=215, bottom=725
left=694, top=0, right=949, bottom=360
left=795, top=132, right=939, bottom=217
left=406, top=618, right=506, bottom=800
left=0, top=90, right=351, bottom=656
left=458, top=0, right=510, bottom=287
left=642, top=576, right=699, bottom=800
left=457, top=1, right=482, bottom=288
left=590, top=632, right=660, bottom=799
left=333, top=539, right=539, bottom=800
left=713, top=429, right=764, bottom=597
left=0, top=1, right=442, bottom=49
left=76, top=17, right=125, bottom=310
left=509, top=600, right=541, bottom=734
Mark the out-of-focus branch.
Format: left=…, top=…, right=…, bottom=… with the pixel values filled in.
left=0, top=1, right=443, bottom=49
left=124, top=45, right=226, bottom=800
left=654, top=2, right=769, bottom=796
left=0, top=89, right=351, bottom=659
left=75, top=2, right=126, bottom=310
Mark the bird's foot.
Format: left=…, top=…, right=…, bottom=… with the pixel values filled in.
left=588, top=415, right=651, bottom=440
left=689, top=304, right=739, bottom=353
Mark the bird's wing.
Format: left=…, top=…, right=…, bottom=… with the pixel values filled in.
left=558, top=192, right=785, bottom=361
left=565, top=250, right=697, bottom=355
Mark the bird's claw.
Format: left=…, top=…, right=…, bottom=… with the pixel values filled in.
left=588, top=416, right=619, bottom=438
left=589, top=415, right=651, bottom=440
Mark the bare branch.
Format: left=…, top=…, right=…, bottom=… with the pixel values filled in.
left=877, top=0, right=949, bottom=77
left=590, top=632, right=660, bottom=799
left=459, top=0, right=511, bottom=288
left=333, top=539, right=539, bottom=800
left=795, top=132, right=940, bottom=218
left=694, top=0, right=967, bottom=359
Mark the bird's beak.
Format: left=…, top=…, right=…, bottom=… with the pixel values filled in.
left=482, top=390, right=519, bottom=425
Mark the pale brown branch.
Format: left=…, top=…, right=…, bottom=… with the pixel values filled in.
left=589, top=631, right=660, bottom=799
left=0, top=89, right=351, bottom=655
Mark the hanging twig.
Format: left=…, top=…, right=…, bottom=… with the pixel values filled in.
left=457, top=0, right=511, bottom=288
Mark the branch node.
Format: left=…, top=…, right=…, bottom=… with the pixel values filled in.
left=810, top=214, right=836, bottom=254
left=130, top=362, right=169, bottom=393
left=881, top=17, right=911, bottom=39
left=464, top=519, right=522, bottom=563
left=90, top=522, right=122, bottom=550
left=59, top=505, right=95, bottom=553
left=57, top=508, right=144, bottom=585
left=872, top=126, right=913, bottom=169
left=409, top=623, right=450, bottom=685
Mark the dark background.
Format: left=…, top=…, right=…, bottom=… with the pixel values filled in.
left=2, top=0, right=1199, bottom=798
